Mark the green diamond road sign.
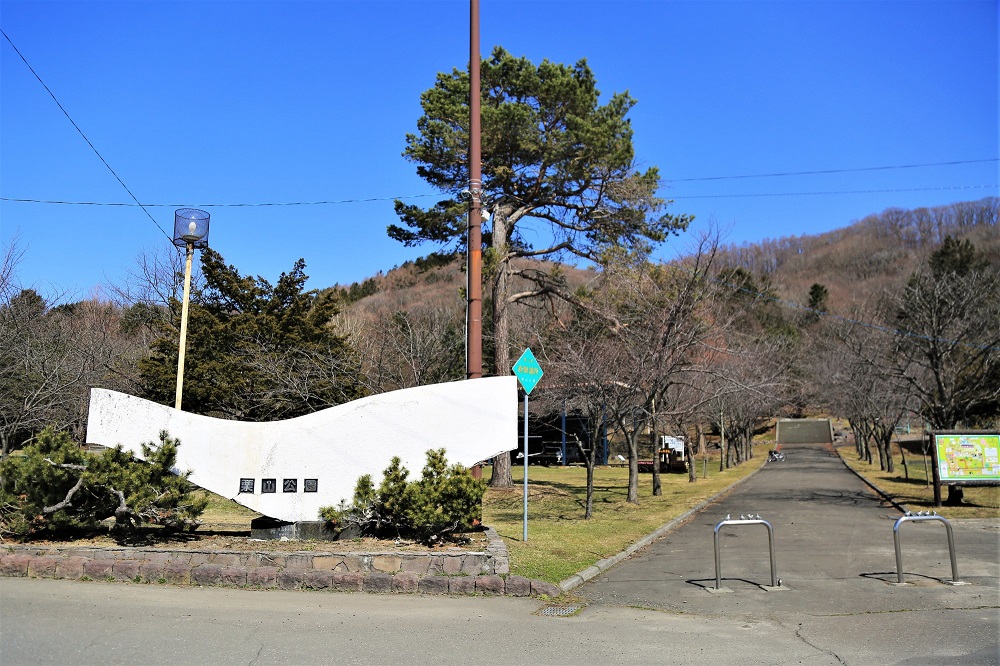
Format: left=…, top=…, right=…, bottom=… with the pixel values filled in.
left=513, top=348, right=543, bottom=394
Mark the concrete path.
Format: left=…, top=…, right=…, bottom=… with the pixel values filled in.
left=579, top=441, right=1000, bottom=663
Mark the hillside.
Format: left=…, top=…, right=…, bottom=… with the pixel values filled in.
left=714, top=197, right=998, bottom=313
left=329, top=197, right=997, bottom=322
left=328, top=255, right=598, bottom=320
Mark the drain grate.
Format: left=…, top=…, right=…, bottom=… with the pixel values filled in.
left=538, top=604, right=584, bottom=617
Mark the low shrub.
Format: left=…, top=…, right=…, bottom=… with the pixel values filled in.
left=0, top=427, right=207, bottom=540
left=320, top=449, right=485, bottom=544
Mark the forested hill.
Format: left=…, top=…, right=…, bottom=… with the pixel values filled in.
left=331, top=197, right=997, bottom=319
left=713, top=197, right=998, bottom=314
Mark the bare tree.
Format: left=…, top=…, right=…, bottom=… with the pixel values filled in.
left=0, top=239, right=158, bottom=455
left=891, top=237, right=1000, bottom=430
left=546, top=235, right=719, bottom=504
left=341, top=302, right=465, bottom=395
left=822, top=305, right=912, bottom=472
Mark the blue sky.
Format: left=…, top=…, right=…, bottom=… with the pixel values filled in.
left=2, top=0, right=997, bottom=301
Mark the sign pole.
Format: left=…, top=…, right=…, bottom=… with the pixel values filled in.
left=512, top=347, right=543, bottom=544
left=523, top=391, right=529, bottom=542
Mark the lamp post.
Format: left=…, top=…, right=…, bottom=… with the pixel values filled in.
left=172, top=208, right=210, bottom=410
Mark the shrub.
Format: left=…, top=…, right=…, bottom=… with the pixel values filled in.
left=0, top=428, right=207, bottom=540
left=320, top=449, right=485, bottom=544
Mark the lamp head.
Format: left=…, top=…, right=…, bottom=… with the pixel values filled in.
left=173, top=208, right=210, bottom=248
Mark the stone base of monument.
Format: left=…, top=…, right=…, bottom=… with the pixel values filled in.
left=250, top=517, right=356, bottom=541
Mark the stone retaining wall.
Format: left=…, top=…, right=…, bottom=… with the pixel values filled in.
left=0, top=528, right=559, bottom=598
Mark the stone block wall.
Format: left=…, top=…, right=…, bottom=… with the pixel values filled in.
left=0, top=530, right=561, bottom=599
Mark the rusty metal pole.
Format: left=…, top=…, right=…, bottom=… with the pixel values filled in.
left=467, top=0, right=483, bottom=379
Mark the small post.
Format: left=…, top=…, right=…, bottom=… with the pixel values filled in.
left=561, top=402, right=567, bottom=466
left=892, top=512, right=964, bottom=585
left=713, top=515, right=779, bottom=590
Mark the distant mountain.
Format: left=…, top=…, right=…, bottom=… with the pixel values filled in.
left=714, top=197, right=998, bottom=313
left=329, top=197, right=997, bottom=320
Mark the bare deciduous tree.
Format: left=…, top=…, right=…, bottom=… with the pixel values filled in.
left=546, top=235, right=719, bottom=504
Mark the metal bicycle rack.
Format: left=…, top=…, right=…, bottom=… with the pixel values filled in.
left=713, top=514, right=780, bottom=590
left=892, top=511, right=966, bottom=585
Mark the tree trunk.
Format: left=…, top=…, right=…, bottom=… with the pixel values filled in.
left=490, top=451, right=512, bottom=489
left=625, top=431, right=639, bottom=504
left=573, top=432, right=595, bottom=519
left=898, top=435, right=908, bottom=479
left=651, top=430, right=662, bottom=497
left=880, top=432, right=894, bottom=473
left=585, top=459, right=595, bottom=519
left=719, top=419, right=726, bottom=472
left=488, top=213, right=514, bottom=489
left=686, top=437, right=697, bottom=483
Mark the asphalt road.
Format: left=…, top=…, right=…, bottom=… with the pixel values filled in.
left=579, top=441, right=1000, bottom=664
left=3, top=441, right=997, bottom=665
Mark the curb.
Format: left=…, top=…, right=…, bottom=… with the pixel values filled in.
left=558, top=461, right=766, bottom=592
left=832, top=445, right=911, bottom=514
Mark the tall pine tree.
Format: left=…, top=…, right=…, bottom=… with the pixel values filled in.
left=391, top=47, right=691, bottom=486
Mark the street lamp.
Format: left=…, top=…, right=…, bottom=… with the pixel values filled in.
left=172, top=208, right=210, bottom=410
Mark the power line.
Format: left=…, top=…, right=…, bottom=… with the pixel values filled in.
left=668, top=158, right=999, bottom=182
left=0, top=193, right=442, bottom=207
left=4, top=186, right=997, bottom=209
left=671, top=185, right=997, bottom=200
left=1, top=29, right=173, bottom=244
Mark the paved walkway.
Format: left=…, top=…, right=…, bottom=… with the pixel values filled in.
left=579, top=441, right=1000, bottom=663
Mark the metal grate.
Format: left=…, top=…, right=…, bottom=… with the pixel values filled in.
left=538, top=604, right=584, bottom=617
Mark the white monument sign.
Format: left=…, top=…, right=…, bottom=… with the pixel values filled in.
left=86, top=377, right=517, bottom=523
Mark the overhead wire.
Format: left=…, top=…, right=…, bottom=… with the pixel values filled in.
left=667, top=158, right=998, bottom=182
left=670, top=185, right=996, bottom=200
left=1, top=29, right=173, bottom=244
left=0, top=193, right=443, bottom=207
left=3, top=185, right=997, bottom=209
left=2, top=30, right=995, bottom=212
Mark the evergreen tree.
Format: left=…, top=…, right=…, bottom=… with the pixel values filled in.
left=139, top=249, right=365, bottom=420
left=807, top=283, right=829, bottom=314
left=0, top=428, right=206, bottom=539
left=392, top=46, right=691, bottom=486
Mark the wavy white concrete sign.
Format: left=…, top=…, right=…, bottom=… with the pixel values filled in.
left=86, top=377, right=517, bottom=523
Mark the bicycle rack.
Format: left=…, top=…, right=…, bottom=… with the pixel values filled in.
left=712, top=514, right=781, bottom=591
left=892, top=511, right=967, bottom=585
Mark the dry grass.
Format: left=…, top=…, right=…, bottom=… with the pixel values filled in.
left=193, top=489, right=261, bottom=531
left=482, top=450, right=766, bottom=583
left=836, top=444, right=1000, bottom=520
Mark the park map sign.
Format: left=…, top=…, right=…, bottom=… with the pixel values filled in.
left=934, top=433, right=1000, bottom=483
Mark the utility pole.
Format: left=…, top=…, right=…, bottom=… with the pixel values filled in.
left=466, top=0, right=483, bottom=379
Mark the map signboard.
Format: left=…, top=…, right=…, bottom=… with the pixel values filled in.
left=934, top=433, right=1000, bottom=483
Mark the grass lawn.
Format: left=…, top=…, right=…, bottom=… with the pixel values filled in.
left=192, top=489, right=260, bottom=529
left=836, top=442, right=1000, bottom=520
left=482, top=450, right=766, bottom=583
left=177, top=450, right=766, bottom=584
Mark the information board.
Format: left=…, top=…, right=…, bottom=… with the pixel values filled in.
left=935, top=433, right=1000, bottom=483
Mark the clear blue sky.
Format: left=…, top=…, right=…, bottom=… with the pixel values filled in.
left=2, top=0, right=997, bottom=301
